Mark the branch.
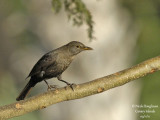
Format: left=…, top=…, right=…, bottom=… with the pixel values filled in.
left=1, top=56, right=160, bottom=119
left=52, top=0, right=95, bottom=40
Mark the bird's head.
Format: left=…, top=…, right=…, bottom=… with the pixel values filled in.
left=67, top=41, right=93, bottom=56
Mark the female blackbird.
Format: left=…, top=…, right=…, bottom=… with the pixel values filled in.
left=16, top=41, right=93, bottom=101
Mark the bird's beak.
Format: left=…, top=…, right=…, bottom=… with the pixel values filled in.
left=82, top=46, right=93, bottom=50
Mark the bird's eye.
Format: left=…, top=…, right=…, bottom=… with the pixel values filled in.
left=76, top=45, right=80, bottom=48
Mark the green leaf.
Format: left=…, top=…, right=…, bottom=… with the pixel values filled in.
left=52, top=0, right=62, bottom=13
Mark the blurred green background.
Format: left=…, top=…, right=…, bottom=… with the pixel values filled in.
left=121, top=0, right=160, bottom=119
left=0, top=0, right=160, bottom=120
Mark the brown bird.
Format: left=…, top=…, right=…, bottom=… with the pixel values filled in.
left=16, top=41, right=93, bottom=101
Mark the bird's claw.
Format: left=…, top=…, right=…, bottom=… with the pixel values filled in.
left=66, top=83, right=76, bottom=91
left=47, top=85, right=59, bottom=91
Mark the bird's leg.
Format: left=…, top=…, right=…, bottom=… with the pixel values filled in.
left=57, top=75, right=75, bottom=91
left=44, top=80, right=57, bottom=91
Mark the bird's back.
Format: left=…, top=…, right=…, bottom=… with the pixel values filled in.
left=27, top=46, right=73, bottom=80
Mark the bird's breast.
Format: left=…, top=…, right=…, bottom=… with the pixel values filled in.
left=57, top=58, right=72, bottom=70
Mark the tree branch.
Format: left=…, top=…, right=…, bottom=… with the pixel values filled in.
left=1, top=56, right=160, bottom=119
left=52, top=0, right=95, bottom=40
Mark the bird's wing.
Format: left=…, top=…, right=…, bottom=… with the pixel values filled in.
left=26, top=52, right=58, bottom=78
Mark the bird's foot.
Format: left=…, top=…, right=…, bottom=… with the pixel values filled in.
left=57, top=77, right=76, bottom=91
left=65, top=83, right=76, bottom=91
left=47, top=85, right=59, bottom=91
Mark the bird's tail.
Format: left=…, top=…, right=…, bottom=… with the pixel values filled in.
left=16, top=79, right=37, bottom=101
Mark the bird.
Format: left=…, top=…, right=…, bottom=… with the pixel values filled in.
left=16, top=41, right=93, bottom=101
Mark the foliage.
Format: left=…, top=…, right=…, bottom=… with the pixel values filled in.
left=52, top=0, right=95, bottom=40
